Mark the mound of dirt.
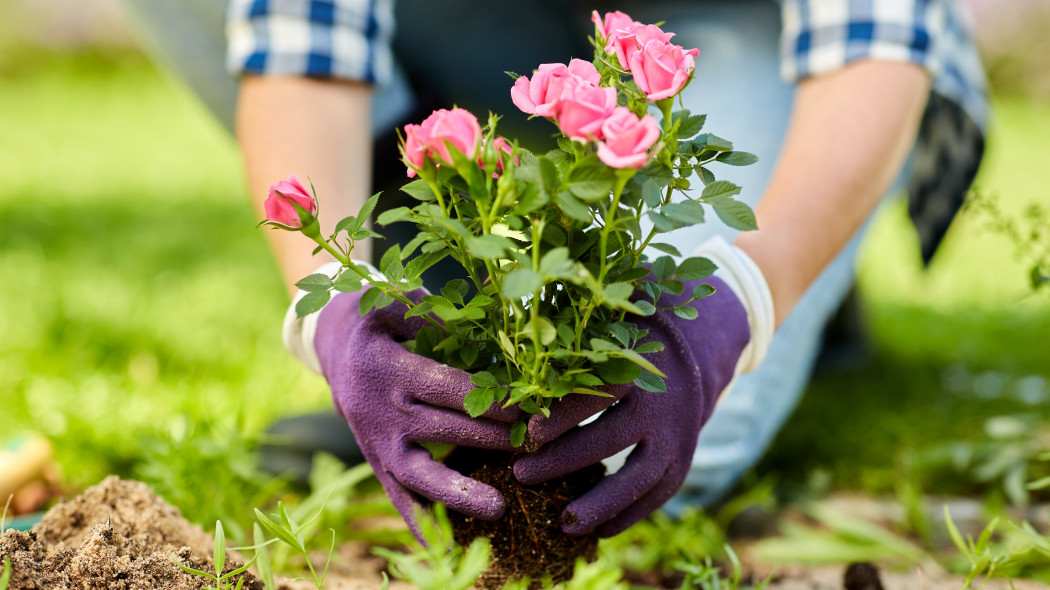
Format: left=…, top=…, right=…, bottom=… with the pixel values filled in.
left=0, top=476, right=262, bottom=590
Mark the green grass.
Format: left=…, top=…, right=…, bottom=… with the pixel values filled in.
left=0, top=49, right=332, bottom=489
left=2, top=46, right=1049, bottom=517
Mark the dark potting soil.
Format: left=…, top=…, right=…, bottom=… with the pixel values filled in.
left=0, top=476, right=263, bottom=590
left=843, top=561, right=885, bottom=590
left=444, top=448, right=604, bottom=589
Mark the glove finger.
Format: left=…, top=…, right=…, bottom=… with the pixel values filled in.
left=527, top=391, right=620, bottom=445
left=372, top=468, right=428, bottom=541
left=560, top=443, right=667, bottom=535
left=408, top=405, right=519, bottom=451
left=389, top=446, right=507, bottom=521
left=514, top=395, right=641, bottom=484
left=593, top=459, right=689, bottom=538
left=408, top=358, right=522, bottom=423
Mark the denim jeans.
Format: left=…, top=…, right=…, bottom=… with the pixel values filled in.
left=117, top=0, right=883, bottom=508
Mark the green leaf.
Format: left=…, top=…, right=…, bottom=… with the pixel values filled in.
left=460, top=343, right=480, bottom=367
left=332, top=272, right=363, bottom=293
left=295, top=290, right=331, bottom=318
left=651, top=256, right=676, bottom=280
left=648, top=211, right=678, bottom=233
left=502, top=268, right=543, bottom=299
left=401, top=178, right=436, bottom=201
left=470, top=371, right=499, bottom=388
left=523, top=317, right=557, bottom=346
left=701, top=180, right=742, bottom=200
left=467, top=234, right=515, bottom=258
left=334, top=215, right=358, bottom=235
left=695, top=133, right=733, bottom=151
left=596, top=358, right=643, bottom=384
left=213, top=520, right=226, bottom=576
left=635, top=341, right=664, bottom=354
left=358, top=287, right=381, bottom=317
left=640, top=178, right=663, bottom=208
left=608, top=323, right=631, bottom=347
left=697, top=166, right=716, bottom=185
left=649, top=242, right=682, bottom=256
left=676, top=257, right=717, bottom=281
left=376, top=206, right=414, bottom=226
left=539, top=156, right=559, bottom=195
left=404, top=250, right=449, bottom=278
left=467, top=293, right=494, bottom=308
left=710, top=197, right=758, bottom=230
left=692, top=283, right=716, bottom=299
left=511, top=421, right=527, bottom=447
left=295, top=273, right=333, bottom=292
left=568, top=164, right=615, bottom=202
left=540, top=247, right=576, bottom=279
left=674, top=305, right=699, bottom=320
left=616, top=348, right=666, bottom=377
left=380, top=244, right=401, bottom=275
left=555, top=190, right=592, bottom=223
left=441, top=279, right=469, bottom=305
left=589, top=338, right=620, bottom=352
left=716, top=151, right=759, bottom=166
left=633, top=300, right=657, bottom=316
left=576, top=373, right=604, bottom=387
left=603, top=282, right=634, bottom=302
left=634, top=372, right=667, bottom=393
left=661, top=201, right=705, bottom=226
left=356, top=193, right=381, bottom=229
left=678, top=113, right=707, bottom=139
left=463, top=388, right=495, bottom=418
left=515, top=182, right=549, bottom=213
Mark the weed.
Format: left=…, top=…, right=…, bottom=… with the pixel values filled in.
left=674, top=545, right=774, bottom=590
left=254, top=500, right=337, bottom=590
left=175, top=520, right=258, bottom=590
left=372, top=504, right=490, bottom=590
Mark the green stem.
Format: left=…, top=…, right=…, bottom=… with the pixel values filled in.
left=597, top=173, right=632, bottom=283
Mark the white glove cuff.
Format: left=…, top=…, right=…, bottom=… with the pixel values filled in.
left=690, top=236, right=776, bottom=374
left=282, top=260, right=385, bottom=375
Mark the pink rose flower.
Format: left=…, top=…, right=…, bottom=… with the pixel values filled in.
left=401, top=108, right=483, bottom=177
left=480, top=136, right=517, bottom=177
left=610, top=23, right=674, bottom=72
left=596, top=107, right=660, bottom=169
left=265, top=174, right=317, bottom=228
left=591, top=10, right=638, bottom=49
left=630, top=41, right=700, bottom=101
left=555, top=83, right=617, bottom=141
left=510, top=59, right=601, bottom=118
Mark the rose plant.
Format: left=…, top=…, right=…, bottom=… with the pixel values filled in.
left=262, top=10, right=760, bottom=447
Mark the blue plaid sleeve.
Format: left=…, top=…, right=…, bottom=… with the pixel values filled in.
left=779, top=0, right=988, bottom=129
left=226, top=0, right=394, bottom=84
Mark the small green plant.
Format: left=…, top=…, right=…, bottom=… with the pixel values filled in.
left=943, top=506, right=1013, bottom=589
left=1, top=556, right=11, bottom=590
left=254, top=500, right=337, bottom=590
left=372, top=503, right=490, bottom=590
left=967, top=191, right=1050, bottom=294
left=175, top=520, right=259, bottom=590
left=674, top=545, right=773, bottom=590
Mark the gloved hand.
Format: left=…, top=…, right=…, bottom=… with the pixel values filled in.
left=513, top=239, right=774, bottom=537
left=298, top=281, right=521, bottom=537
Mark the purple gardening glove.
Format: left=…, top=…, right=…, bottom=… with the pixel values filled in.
left=314, top=290, right=522, bottom=537
left=513, top=276, right=750, bottom=537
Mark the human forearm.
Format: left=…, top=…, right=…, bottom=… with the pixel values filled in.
left=734, top=60, right=930, bottom=326
left=237, top=75, right=374, bottom=293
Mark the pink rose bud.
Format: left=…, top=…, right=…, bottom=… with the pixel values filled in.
left=611, top=23, right=674, bottom=72
left=596, top=107, right=661, bottom=169
left=555, top=83, right=617, bottom=142
left=511, top=59, right=601, bottom=118
left=264, top=174, right=318, bottom=228
left=402, top=123, right=430, bottom=177
left=630, top=40, right=700, bottom=101
left=400, top=108, right=483, bottom=177
left=480, top=136, right=518, bottom=177
left=592, top=10, right=638, bottom=48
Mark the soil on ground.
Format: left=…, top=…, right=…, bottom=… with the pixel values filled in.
left=0, top=476, right=262, bottom=590
left=445, top=448, right=604, bottom=589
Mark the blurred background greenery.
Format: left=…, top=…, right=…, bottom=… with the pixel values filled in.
left=1, top=0, right=1049, bottom=526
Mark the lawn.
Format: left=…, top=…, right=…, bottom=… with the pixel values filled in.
left=2, top=43, right=1050, bottom=586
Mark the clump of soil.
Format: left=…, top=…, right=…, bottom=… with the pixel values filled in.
left=843, top=561, right=885, bottom=590
left=445, top=449, right=604, bottom=589
left=0, top=475, right=262, bottom=590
